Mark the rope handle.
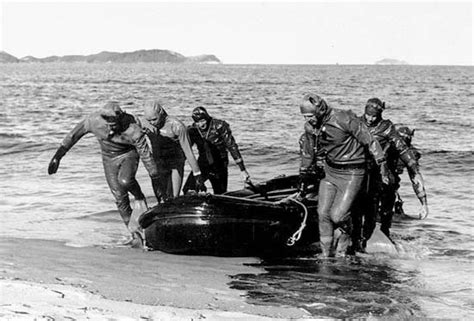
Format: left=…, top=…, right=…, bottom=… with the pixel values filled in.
left=278, top=194, right=308, bottom=247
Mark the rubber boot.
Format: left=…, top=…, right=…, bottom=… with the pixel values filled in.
left=128, top=199, right=148, bottom=233
left=127, top=199, right=148, bottom=249
left=121, top=231, right=148, bottom=249
left=334, top=227, right=352, bottom=257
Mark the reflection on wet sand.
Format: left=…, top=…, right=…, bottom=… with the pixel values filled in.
left=229, top=256, right=421, bottom=319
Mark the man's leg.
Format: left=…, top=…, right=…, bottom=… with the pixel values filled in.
left=361, top=172, right=380, bottom=242
left=182, top=172, right=198, bottom=194
left=170, top=163, right=185, bottom=198
left=102, top=156, right=132, bottom=227
left=151, top=167, right=171, bottom=203
left=317, top=179, right=338, bottom=257
left=209, top=166, right=228, bottom=194
left=117, top=151, right=145, bottom=201
left=330, top=169, right=365, bottom=256
left=350, top=195, right=366, bottom=253
left=379, top=185, right=397, bottom=237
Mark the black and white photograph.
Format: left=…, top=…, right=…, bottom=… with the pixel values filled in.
left=0, top=0, right=472, bottom=319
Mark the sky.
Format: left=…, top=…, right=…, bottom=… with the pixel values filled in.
left=1, top=1, right=472, bottom=65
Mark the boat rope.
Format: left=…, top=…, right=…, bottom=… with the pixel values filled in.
left=284, top=195, right=308, bottom=247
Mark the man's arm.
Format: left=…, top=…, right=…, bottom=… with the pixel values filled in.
left=173, top=121, right=201, bottom=176
left=399, top=149, right=428, bottom=219
left=48, top=118, right=91, bottom=174
left=218, top=120, right=251, bottom=183
left=61, top=118, right=91, bottom=151
left=219, top=121, right=245, bottom=170
left=389, top=124, right=428, bottom=219
left=129, top=124, right=159, bottom=178
left=299, top=131, right=316, bottom=173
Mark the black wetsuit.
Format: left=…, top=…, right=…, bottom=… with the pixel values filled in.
left=353, top=117, right=419, bottom=240
left=183, top=118, right=244, bottom=194
left=300, top=108, right=386, bottom=256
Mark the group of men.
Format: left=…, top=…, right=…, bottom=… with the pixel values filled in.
left=298, top=93, right=428, bottom=257
left=48, top=93, right=428, bottom=255
left=48, top=100, right=251, bottom=247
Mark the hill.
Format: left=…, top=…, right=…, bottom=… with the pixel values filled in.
left=0, top=51, right=20, bottom=63
left=375, top=58, right=409, bottom=65
left=2, top=49, right=222, bottom=64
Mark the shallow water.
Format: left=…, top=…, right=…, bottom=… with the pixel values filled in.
left=0, top=63, right=473, bottom=318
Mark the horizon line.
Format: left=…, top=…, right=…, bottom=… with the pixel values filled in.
left=1, top=50, right=471, bottom=67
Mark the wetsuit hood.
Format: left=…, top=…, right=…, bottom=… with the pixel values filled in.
left=144, top=100, right=168, bottom=129
left=192, top=106, right=211, bottom=122
left=300, top=93, right=329, bottom=128
left=192, top=106, right=212, bottom=131
left=364, top=98, right=385, bottom=127
left=100, top=101, right=124, bottom=120
left=100, top=101, right=125, bottom=136
left=397, top=126, right=415, bottom=146
left=365, top=98, right=385, bottom=116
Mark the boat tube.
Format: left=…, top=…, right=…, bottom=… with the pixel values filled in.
left=139, top=175, right=320, bottom=256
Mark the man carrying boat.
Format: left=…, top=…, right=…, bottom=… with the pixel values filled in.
left=298, top=93, right=390, bottom=257
left=47, top=101, right=160, bottom=248
left=352, top=98, right=428, bottom=252
left=137, top=100, right=205, bottom=202
left=183, top=106, right=252, bottom=194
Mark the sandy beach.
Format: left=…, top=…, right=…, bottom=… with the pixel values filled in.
left=0, top=237, right=316, bottom=320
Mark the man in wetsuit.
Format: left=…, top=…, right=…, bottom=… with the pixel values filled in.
left=137, top=100, right=205, bottom=201
left=392, top=126, right=426, bottom=216
left=47, top=101, right=159, bottom=247
left=353, top=99, right=428, bottom=250
left=298, top=93, right=390, bottom=257
left=183, top=106, right=252, bottom=194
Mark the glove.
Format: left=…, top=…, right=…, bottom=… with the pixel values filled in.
left=48, top=146, right=67, bottom=175
left=298, top=170, right=313, bottom=194
left=240, top=170, right=252, bottom=186
left=194, top=174, right=207, bottom=192
left=418, top=203, right=429, bottom=220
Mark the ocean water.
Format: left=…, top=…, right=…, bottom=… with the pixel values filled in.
left=1, top=63, right=473, bottom=319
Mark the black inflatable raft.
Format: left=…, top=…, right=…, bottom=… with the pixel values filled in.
left=139, top=175, right=320, bottom=256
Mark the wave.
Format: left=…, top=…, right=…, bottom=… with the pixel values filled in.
left=423, top=150, right=474, bottom=156
left=419, top=119, right=473, bottom=128
left=0, top=132, right=25, bottom=139
left=0, top=141, right=50, bottom=156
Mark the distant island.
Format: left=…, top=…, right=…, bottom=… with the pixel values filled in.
left=0, top=49, right=222, bottom=64
left=375, top=58, right=409, bottom=65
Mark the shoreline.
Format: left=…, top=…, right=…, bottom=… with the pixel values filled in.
left=0, top=237, right=314, bottom=320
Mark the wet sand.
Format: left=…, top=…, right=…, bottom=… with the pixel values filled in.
left=0, top=237, right=314, bottom=320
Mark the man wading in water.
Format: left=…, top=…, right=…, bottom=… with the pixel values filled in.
left=393, top=125, right=428, bottom=218
left=351, top=98, right=428, bottom=252
left=298, top=93, right=390, bottom=257
left=48, top=101, right=160, bottom=248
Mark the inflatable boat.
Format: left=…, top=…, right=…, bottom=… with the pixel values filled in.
left=139, top=175, right=320, bottom=256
